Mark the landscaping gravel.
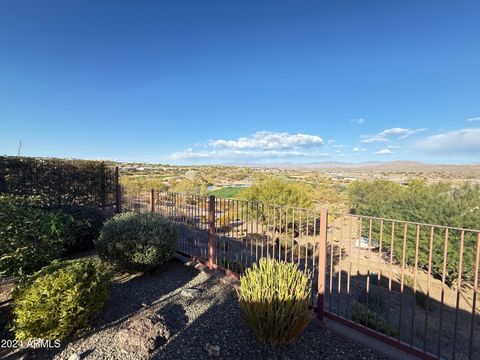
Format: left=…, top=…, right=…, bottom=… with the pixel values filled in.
left=2, top=260, right=386, bottom=360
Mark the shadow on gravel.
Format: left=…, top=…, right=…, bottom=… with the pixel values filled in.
left=95, top=259, right=200, bottom=329
left=157, top=303, right=189, bottom=334
left=0, top=259, right=200, bottom=360
left=154, top=287, right=385, bottom=360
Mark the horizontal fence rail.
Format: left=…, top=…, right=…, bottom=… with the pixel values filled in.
left=121, top=189, right=480, bottom=360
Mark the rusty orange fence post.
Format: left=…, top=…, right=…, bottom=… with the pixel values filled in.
left=208, top=195, right=216, bottom=270
left=114, top=166, right=122, bottom=214
left=317, top=208, right=328, bottom=321
left=150, top=188, right=155, bottom=212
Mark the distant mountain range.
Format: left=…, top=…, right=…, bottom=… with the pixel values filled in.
left=224, top=160, right=480, bottom=171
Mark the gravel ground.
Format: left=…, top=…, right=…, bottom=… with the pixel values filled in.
left=2, top=260, right=385, bottom=360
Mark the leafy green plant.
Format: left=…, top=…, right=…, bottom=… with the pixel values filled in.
left=238, top=258, right=311, bottom=345
left=0, top=195, right=72, bottom=277
left=59, top=205, right=106, bottom=253
left=350, top=302, right=397, bottom=337
left=96, top=212, right=177, bottom=272
left=11, top=259, right=112, bottom=340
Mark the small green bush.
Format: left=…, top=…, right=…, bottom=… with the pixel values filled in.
left=0, top=195, right=72, bottom=277
left=59, top=205, right=106, bottom=253
left=11, top=259, right=112, bottom=340
left=96, top=212, right=177, bottom=272
left=350, top=302, right=397, bottom=337
left=238, top=258, right=311, bottom=345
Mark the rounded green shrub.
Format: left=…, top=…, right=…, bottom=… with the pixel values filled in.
left=238, top=258, right=312, bottom=345
left=58, top=205, right=106, bottom=253
left=96, top=212, right=177, bottom=272
left=0, top=195, right=72, bottom=277
left=350, top=302, right=397, bottom=337
left=12, top=259, right=112, bottom=340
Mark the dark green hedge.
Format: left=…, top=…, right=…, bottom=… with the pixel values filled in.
left=0, top=156, right=116, bottom=208
left=0, top=195, right=71, bottom=277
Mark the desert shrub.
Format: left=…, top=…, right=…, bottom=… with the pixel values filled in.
left=239, top=177, right=314, bottom=208
left=350, top=302, right=397, bottom=337
left=11, top=259, right=112, bottom=340
left=171, top=178, right=208, bottom=196
left=97, top=212, right=177, bottom=272
left=238, top=258, right=311, bottom=345
left=59, top=205, right=106, bottom=253
left=0, top=195, right=72, bottom=277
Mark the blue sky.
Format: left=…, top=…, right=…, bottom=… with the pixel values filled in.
left=0, top=1, right=479, bottom=164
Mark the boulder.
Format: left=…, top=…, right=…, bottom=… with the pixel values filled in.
left=116, top=308, right=172, bottom=356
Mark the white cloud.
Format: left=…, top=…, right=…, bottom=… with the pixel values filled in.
left=374, top=148, right=394, bottom=155
left=387, top=145, right=400, bottom=149
left=209, top=131, right=323, bottom=150
left=416, top=128, right=480, bottom=153
left=352, top=147, right=366, bottom=152
left=351, top=118, right=365, bottom=124
left=467, top=117, right=480, bottom=122
left=168, top=131, right=330, bottom=161
left=361, top=128, right=426, bottom=143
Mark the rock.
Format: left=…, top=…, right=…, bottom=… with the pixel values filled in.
left=115, top=308, right=172, bottom=356
left=354, top=236, right=379, bottom=249
left=68, top=354, right=80, bottom=360
left=205, top=343, right=220, bottom=357
left=180, top=288, right=201, bottom=299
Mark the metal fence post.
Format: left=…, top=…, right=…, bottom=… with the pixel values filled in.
left=208, top=195, right=216, bottom=270
left=317, top=208, right=328, bottom=321
left=115, top=166, right=122, bottom=214
left=150, top=188, right=156, bottom=212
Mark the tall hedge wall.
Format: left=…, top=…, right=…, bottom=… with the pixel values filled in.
left=0, top=156, right=117, bottom=208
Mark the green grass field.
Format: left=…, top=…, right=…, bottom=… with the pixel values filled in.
left=209, top=186, right=244, bottom=199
